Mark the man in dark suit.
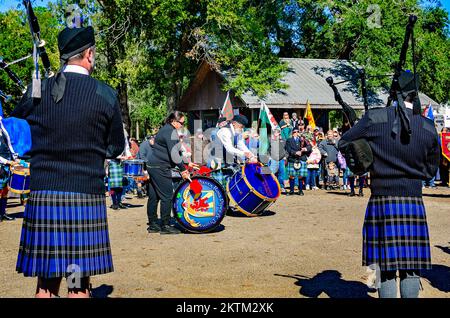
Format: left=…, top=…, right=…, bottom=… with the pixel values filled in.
left=286, top=129, right=312, bottom=195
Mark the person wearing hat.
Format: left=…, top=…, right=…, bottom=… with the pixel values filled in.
left=286, top=128, right=312, bottom=195
left=291, top=112, right=299, bottom=130
left=338, top=85, right=440, bottom=297
left=12, top=26, right=125, bottom=298
left=210, top=114, right=256, bottom=188
left=311, top=127, right=320, bottom=146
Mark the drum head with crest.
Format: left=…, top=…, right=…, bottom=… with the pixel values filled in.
left=172, top=176, right=227, bottom=233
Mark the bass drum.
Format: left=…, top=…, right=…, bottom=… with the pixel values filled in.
left=227, top=162, right=281, bottom=216
left=172, top=176, right=228, bottom=233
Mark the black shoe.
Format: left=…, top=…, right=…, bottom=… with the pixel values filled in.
left=147, top=223, right=161, bottom=233
left=348, top=191, right=356, bottom=197
left=160, top=225, right=181, bottom=235
left=0, top=214, right=15, bottom=221
left=118, top=203, right=128, bottom=209
left=297, top=190, right=304, bottom=196
left=111, top=204, right=119, bottom=210
left=286, top=191, right=295, bottom=196
left=359, top=190, right=364, bottom=197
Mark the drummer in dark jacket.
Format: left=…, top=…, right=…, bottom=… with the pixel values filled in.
left=146, top=112, right=199, bottom=234
left=286, top=129, right=312, bottom=195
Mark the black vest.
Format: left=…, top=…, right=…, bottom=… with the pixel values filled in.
left=221, top=124, right=238, bottom=165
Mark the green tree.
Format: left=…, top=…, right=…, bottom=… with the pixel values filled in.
left=281, top=0, right=450, bottom=105
left=0, top=6, right=60, bottom=114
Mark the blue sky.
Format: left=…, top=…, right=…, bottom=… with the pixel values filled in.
left=0, top=0, right=52, bottom=11
left=1, top=0, right=450, bottom=15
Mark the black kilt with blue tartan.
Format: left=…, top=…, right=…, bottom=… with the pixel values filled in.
left=362, top=196, right=431, bottom=271
left=16, top=190, right=114, bottom=278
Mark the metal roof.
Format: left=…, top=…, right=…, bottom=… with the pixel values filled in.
left=241, top=58, right=437, bottom=109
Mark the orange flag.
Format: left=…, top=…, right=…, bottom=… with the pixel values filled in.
left=304, top=100, right=316, bottom=129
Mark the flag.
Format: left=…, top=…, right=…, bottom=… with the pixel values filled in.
left=259, top=101, right=279, bottom=131
left=220, top=90, right=234, bottom=121
left=442, top=133, right=450, bottom=162
left=422, top=103, right=435, bottom=121
left=303, top=100, right=316, bottom=129
left=259, top=101, right=279, bottom=156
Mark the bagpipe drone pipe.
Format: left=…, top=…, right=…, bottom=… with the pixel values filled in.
left=325, top=74, right=374, bottom=176
left=0, top=0, right=56, bottom=158
left=325, top=14, right=421, bottom=175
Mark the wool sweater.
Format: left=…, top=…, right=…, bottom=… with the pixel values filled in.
left=340, top=107, right=440, bottom=197
left=11, top=72, right=125, bottom=194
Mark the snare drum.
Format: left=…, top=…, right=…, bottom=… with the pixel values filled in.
left=8, top=166, right=31, bottom=194
left=172, top=176, right=227, bottom=233
left=227, top=162, right=280, bottom=216
left=123, top=159, right=144, bottom=177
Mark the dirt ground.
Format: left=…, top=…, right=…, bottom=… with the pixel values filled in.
left=1, top=187, right=449, bottom=298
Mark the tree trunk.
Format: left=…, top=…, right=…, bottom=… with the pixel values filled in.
left=118, top=78, right=130, bottom=135
left=102, top=19, right=131, bottom=136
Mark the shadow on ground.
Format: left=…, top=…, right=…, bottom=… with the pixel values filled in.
left=91, top=284, right=114, bottom=298
left=434, top=243, right=450, bottom=256
left=122, top=203, right=144, bottom=208
left=421, top=264, right=450, bottom=293
left=326, top=191, right=367, bottom=198
left=226, top=210, right=276, bottom=218
left=180, top=224, right=226, bottom=234
left=275, top=270, right=376, bottom=298
left=422, top=193, right=450, bottom=198
left=7, top=202, right=24, bottom=208
left=7, top=212, right=24, bottom=219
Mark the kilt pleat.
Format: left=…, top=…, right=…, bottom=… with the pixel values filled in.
left=287, top=161, right=308, bottom=178
left=16, top=191, right=114, bottom=278
left=362, top=196, right=431, bottom=271
left=108, top=160, right=123, bottom=188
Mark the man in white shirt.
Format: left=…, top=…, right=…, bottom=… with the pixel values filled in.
left=211, top=115, right=256, bottom=188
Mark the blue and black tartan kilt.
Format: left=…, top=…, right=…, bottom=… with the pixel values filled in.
left=16, top=191, right=114, bottom=278
left=287, top=161, right=308, bottom=178
left=362, top=196, right=431, bottom=271
left=108, top=160, right=123, bottom=188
